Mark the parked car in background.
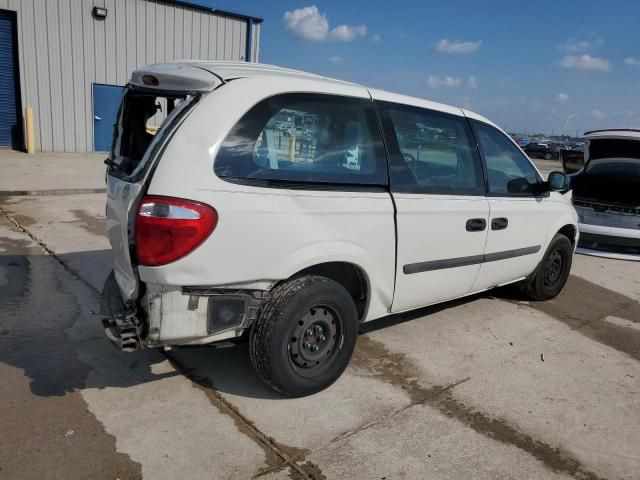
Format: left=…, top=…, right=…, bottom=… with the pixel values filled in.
left=565, top=129, right=640, bottom=260
left=524, top=142, right=559, bottom=160
left=101, top=61, right=578, bottom=397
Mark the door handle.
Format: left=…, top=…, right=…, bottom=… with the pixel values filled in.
left=466, top=218, right=487, bottom=232
left=94, top=115, right=102, bottom=121
left=491, top=217, right=509, bottom=230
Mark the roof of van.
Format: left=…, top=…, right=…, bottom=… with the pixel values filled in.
left=131, top=61, right=497, bottom=126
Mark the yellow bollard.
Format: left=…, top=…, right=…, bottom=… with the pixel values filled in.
left=25, top=107, right=35, bottom=154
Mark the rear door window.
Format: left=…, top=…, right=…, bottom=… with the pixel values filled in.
left=377, top=102, right=484, bottom=195
left=214, top=93, right=387, bottom=186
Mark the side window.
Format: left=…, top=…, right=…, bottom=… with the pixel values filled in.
left=214, top=93, right=387, bottom=186
left=378, top=102, right=484, bottom=195
left=474, top=122, right=540, bottom=195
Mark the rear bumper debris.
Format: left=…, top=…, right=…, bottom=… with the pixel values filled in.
left=100, top=272, right=144, bottom=352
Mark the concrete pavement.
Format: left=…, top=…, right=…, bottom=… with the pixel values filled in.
left=0, top=160, right=638, bottom=479
left=0, top=151, right=106, bottom=195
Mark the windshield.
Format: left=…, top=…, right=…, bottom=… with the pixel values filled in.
left=110, top=89, right=194, bottom=178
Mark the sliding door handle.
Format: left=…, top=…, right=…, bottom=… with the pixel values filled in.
left=491, top=217, right=509, bottom=230
left=466, top=218, right=487, bottom=232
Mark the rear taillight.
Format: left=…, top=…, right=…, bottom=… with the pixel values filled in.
left=135, top=196, right=218, bottom=266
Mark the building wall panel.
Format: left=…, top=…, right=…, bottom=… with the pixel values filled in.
left=70, top=0, right=87, bottom=151
left=0, top=0, right=260, bottom=152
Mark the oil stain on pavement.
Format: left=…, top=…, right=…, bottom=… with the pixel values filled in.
left=351, top=335, right=604, bottom=480
left=70, top=209, right=107, bottom=238
left=0, top=225, right=142, bottom=479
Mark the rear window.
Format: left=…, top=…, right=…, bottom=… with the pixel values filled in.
left=214, top=93, right=387, bottom=186
left=112, top=90, right=193, bottom=177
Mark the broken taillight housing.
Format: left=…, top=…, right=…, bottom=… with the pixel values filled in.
left=135, top=196, right=217, bottom=266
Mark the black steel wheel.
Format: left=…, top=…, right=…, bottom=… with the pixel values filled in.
left=520, top=233, right=573, bottom=301
left=250, top=275, right=358, bottom=397
left=543, top=249, right=564, bottom=287
left=289, top=305, right=342, bottom=377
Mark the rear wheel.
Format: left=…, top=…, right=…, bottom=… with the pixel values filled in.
left=544, top=152, right=552, bottom=160
left=520, top=233, right=573, bottom=300
left=249, top=275, right=358, bottom=397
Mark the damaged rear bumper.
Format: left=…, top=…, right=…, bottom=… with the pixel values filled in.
left=100, top=271, right=271, bottom=351
left=100, top=272, right=144, bottom=352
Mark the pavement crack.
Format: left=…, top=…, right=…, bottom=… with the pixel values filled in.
left=163, top=351, right=323, bottom=480
left=351, top=334, right=604, bottom=480
left=1, top=206, right=324, bottom=479
left=332, top=376, right=471, bottom=446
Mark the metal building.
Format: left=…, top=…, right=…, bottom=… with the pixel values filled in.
left=0, top=0, right=262, bottom=152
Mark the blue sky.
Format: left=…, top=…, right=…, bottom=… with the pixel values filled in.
left=195, top=0, right=639, bottom=136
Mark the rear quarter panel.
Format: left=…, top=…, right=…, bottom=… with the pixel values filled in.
left=139, top=77, right=396, bottom=321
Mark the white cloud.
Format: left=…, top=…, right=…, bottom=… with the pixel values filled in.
left=427, top=75, right=461, bottom=88
left=467, top=76, right=477, bottom=89
left=370, top=33, right=382, bottom=44
left=561, top=37, right=603, bottom=53
left=283, top=6, right=366, bottom=42
left=556, top=92, right=569, bottom=103
left=560, top=55, right=610, bottom=72
left=435, top=39, right=481, bottom=54
left=624, top=57, right=640, bottom=66
left=329, top=56, right=344, bottom=64
left=591, top=109, right=608, bottom=119
left=328, top=24, right=367, bottom=42
left=283, top=6, right=328, bottom=41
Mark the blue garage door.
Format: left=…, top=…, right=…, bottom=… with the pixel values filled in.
left=0, top=10, right=22, bottom=149
left=93, top=83, right=124, bottom=152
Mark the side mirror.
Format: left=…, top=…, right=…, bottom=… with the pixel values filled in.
left=547, top=171, right=569, bottom=191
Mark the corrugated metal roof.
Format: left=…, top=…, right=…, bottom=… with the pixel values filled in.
left=161, top=1, right=263, bottom=23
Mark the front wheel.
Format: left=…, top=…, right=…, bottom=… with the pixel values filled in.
left=520, top=233, right=573, bottom=300
left=544, top=153, right=552, bottom=160
left=249, top=275, right=358, bottom=397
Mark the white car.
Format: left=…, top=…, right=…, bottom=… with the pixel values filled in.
left=101, top=61, right=578, bottom=396
left=564, top=129, right=640, bottom=261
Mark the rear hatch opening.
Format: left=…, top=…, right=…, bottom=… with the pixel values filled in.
left=106, top=87, right=203, bottom=305
left=109, top=89, right=194, bottom=178
left=572, top=138, right=640, bottom=206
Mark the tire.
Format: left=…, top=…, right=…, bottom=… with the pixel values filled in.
left=544, top=153, right=552, bottom=160
left=249, top=275, right=358, bottom=397
left=520, top=233, right=573, bottom=301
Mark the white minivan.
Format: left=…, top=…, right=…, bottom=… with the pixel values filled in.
left=101, top=61, right=578, bottom=396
